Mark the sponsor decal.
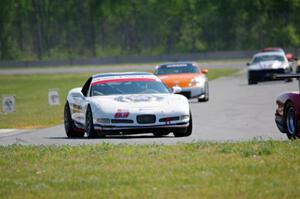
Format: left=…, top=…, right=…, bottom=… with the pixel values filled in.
left=2, top=95, right=15, bottom=113
left=48, top=89, right=60, bottom=106
left=72, top=104, right=82, bottom=113
left=91, top=76, right=160, bottom=86
left=114, top=111, right=130, bottom=118
left=166, top=64, right=188, bottom=68
left=93, top=73, right=152, bottom=79
left=114, top=95, right=164, bottom=103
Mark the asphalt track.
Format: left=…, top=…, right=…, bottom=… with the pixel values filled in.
left=0, top=67, right=295, bottom=145
left=0, top=60, right=244, bottom=75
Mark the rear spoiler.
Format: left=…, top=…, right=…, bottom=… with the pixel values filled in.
left=275, top=73, right=300, bottom=91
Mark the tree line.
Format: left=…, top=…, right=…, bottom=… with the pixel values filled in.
left=0, top=0, right=299, bottom=61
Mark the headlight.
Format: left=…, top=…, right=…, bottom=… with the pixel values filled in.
left=189, top=77, right=205, bottom=87
left=96, top=118, right=111, bottom=124
left=282, top=63, right=290, bottom=69
left=180, top=115, right=190, bottom=120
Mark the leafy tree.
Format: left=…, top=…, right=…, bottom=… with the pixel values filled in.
left=1, top=0, right=300, bottom=61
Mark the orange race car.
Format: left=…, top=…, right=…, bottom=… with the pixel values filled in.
left=154, top=62, right=209, bottom=102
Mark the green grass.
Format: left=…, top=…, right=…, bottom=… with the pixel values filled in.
left=0, top=68, right=238, bottom=128
left=0, top=141, right=300, bottom=198
left=0, top=73, right=90, bottom=128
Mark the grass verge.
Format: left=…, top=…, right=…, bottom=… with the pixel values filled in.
left=0, top=68, right=238, bottom=128
left=0, top=141, right=300, bottom=198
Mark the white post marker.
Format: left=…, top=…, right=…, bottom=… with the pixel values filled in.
left=48, top=89, right=60, bottom=106
left=2, top=95, right=15, bottom=113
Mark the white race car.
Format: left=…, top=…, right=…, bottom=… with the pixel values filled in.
left=247, top=51, right=293, bottom=85
left=64, top=72, right=192, bottom=138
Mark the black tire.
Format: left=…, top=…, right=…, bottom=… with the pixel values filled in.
left=285, top=78, right=293, bottom=83
left=173, top=112, right=193, bottom=137
left=85, top=105, right=98, bottom=138
left=248, top=79, right=257, bottom=85
left=64, top=102, right=84, bottom=138
left=198, top=83, right=209, bottom=102
left=284, top=102, right=298, bottom=139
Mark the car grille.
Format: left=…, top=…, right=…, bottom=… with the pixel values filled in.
left=137, top=114, right=156, bottom=124
left=111, top=119, right=134, bottom=124
left=249, top=69, right=286, bottom=80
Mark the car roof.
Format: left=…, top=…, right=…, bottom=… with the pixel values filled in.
left=93, top=72, right=153, bottom=79
left=158, top=61, right=198, bottom=66
left=261, top=47, right=284, bottom=52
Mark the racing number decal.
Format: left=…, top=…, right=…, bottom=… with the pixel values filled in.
left=114, top=111, right=130, bottom=118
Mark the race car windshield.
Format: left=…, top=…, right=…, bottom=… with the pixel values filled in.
left=154, top=64, right=199, bottom=75
left=91, top=81, right=170, bottom=96
left=253, top=55, right=285, bottom=63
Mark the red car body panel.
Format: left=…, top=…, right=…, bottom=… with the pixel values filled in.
left=285, top=53, right=295, bottom=61
left=275, top=91, right=300, bottom=136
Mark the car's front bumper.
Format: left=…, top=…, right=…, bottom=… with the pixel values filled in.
left=94, top=122, right=189, bottom=134
left=248, top=68, right=291, bottom=82
left=179, top=86, right=205, bottom=99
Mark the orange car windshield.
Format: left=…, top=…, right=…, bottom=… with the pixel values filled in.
left=155, top=64, right=199, bottom=75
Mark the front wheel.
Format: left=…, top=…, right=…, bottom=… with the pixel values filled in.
left=173, top=112, right=193, bottom=137
left=64, top=102, right=84, bottom=138
left=86, top=106, right=99, bottom=138
left=198, top=83, right=209, bottom=102
left=285, top=78, right=293, bottom=83
left=284, top=103, right=298, bottom=139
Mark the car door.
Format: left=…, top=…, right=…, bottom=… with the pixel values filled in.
left=70, top=91, right=86, bottom=125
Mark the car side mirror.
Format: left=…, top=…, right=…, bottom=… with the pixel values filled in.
left=172, top=86, right=182, bottom=94
left=246, top=62, right=250, bottom=66
left=201, top=69, right=208, bottom=74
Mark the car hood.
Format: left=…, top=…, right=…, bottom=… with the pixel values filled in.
left=89, top=93, right=189, bottom=113
left=249, top=60, right=288, bottom=70
left=157, top=73, right=202, bottom=88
